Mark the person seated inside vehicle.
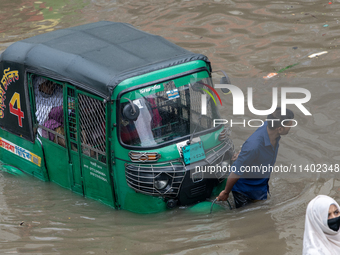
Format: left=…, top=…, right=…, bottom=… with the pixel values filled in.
left=34, top=76, right=65, bottom=146
left=42, top=105, right=66, bottom=147
left=120, top=96, right=162, bottom=146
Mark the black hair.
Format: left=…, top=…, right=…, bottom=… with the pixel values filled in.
left=266, top=107, right=294, bottom=130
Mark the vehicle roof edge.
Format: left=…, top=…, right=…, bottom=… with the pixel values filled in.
left=1, top=21, right=210, bottom=98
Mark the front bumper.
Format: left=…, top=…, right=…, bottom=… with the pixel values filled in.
left=125, top=138, right=233, bottom=206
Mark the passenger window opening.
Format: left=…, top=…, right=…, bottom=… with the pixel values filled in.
left=78, top=94, right=106, bottom=164
left=31, top=75, right=107, bottom=164
left=33, top=75, right=65, bottom=147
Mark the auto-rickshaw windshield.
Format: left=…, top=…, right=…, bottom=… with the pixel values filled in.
left=119, top=71, right=220, bottom=147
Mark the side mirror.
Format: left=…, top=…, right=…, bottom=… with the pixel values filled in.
left=122, top=99, right=140, bottom=121
left=191, top=82, right=203, bottom=92
left=220, top=76, right=231, bottom=94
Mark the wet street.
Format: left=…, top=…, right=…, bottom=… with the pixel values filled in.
left=1, top=0, right=340, bottom=254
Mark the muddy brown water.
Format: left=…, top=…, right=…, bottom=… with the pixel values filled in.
left=1, top=0, right=340, bottom=254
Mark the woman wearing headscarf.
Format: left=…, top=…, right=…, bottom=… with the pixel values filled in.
left=303, top=195, right=340, bottom=255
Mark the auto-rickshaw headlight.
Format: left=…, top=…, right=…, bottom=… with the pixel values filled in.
left=215, top=161, right=230, bottom=180
left=128, top=151, right=161, bottom=162
left=154, top=173, right=170, bottom=190
left=221, top=161, right=229, bottom=168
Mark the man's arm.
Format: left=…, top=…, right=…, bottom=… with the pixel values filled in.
left=216, top=172, right=240, bottom=201
left=216, top=143, right=259, bottom=201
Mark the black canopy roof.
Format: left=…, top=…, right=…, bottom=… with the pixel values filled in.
left=1, top=21, right=209, bottom=98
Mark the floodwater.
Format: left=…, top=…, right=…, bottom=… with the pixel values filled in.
left=1, top=0, right=340, bottom=254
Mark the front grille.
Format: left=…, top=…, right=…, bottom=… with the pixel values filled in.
left=125, top=139, right=234, bottom=197
left=125, top=161, right=186, bottom=197
left=205, top=137, right=233, bottom=165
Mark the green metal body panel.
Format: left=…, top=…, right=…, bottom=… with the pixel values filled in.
left=0, top=131, right=46, bottom=180
left=40, top=137, right=71, bottom=188
left=113, top=60, right=209, bottom=95
left=81, top=156, right=114, bottom=207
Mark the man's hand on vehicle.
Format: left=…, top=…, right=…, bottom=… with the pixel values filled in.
left=217, top=190, right=229, bottom=201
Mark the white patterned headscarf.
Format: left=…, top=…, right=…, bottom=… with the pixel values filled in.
left=303, top=195, right=340, bottom=255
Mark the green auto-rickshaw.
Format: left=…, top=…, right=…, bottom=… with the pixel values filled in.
left=0, top=21, right=234, bottom=213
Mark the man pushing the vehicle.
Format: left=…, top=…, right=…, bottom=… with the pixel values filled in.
left=217, top=107, right=294, bottom=208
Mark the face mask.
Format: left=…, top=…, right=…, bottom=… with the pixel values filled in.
left=328, top=216, right=340, bottom=231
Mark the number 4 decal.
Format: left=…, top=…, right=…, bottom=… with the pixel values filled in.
left=9, top=92, right=24, bottom=127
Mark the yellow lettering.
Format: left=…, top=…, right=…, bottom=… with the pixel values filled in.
left=1, top=68, right=19, bottom=90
